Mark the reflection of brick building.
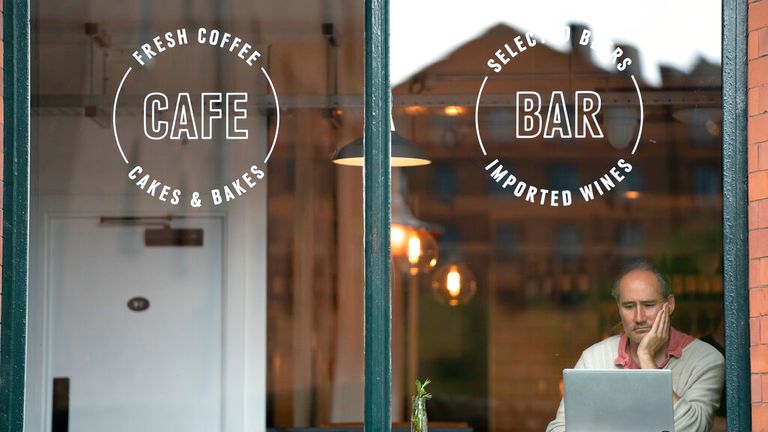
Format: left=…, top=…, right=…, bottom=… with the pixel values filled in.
left=393, top=24, right=722, bottom=432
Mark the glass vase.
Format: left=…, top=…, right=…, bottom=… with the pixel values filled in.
left=411, top=396, right=428, bottom=432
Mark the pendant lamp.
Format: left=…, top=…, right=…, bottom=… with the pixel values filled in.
left=332, top=131, right=431, bottom=167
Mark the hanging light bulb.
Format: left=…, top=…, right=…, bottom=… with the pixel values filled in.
left=391, top=224, right=417, bottom=257
left=408, top=236, right=422, bottom=265
left=431, top=262, right=477, bottom=307
left=394, top=228, right=438, bottom=275
left=446, top=268, right=462, bottom=297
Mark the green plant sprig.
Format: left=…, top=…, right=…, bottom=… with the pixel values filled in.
left=415, top=378, right=432, bottom=400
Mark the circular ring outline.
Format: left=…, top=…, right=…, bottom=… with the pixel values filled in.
left=113, top=67, right=133, bottom=165
left=260, top=67, right=281, bottom=163
left=474, top=73, right=644, bottom=156
left=112, top=65, right=281, bottom=166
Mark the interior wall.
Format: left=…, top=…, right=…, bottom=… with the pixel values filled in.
left=26, top=10, right=270, bottom=428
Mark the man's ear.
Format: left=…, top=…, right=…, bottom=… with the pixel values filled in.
left=667, top=294, right=676, bottom=315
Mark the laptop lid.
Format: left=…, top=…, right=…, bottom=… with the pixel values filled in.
left=563, top=369, right=674, bottom=432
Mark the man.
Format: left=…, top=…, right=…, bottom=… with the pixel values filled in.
left=546, top=262, right=725, bottom=432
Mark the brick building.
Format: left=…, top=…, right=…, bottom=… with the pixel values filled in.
left=750, top=1, right=768, bottom=429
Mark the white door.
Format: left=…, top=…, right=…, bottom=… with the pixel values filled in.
left=46, top=216, right=223, bottom=432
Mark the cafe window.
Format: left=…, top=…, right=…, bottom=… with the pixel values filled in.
left=549, top=164, right=580, bottom=192
left=693, top=164, right=722, bottom=197
left=617, top=223, right=646, bottom=260
left=26, top=1, right=368, bottom=430
left=493, top=224, right=520, bottom=262
left=433, top=163, right=460, bottom=203
left=555, top=226, right=584, bottom=266
left=392, top=1, right=725, bottom=431
left=487, top=161, right=517, bottom=196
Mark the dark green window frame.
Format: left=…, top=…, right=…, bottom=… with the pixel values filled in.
left=364, top=1, right=392, bottom=431
left=723, top=0, right=752, bottom=430
left=0, top=0, right=30, bottom=431
left=0, top=0, right=751, bottom=431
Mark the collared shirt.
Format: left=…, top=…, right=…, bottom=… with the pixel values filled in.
left=613, top=326, right=695, bottom=369
left=546, top=331, right=725, bottom=432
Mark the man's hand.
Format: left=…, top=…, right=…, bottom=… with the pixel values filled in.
left=636, top=303, right=681, bottom=403
left=637, top=303, right=670, bottom=369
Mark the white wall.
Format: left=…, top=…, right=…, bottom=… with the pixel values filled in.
left=27, top=36, right=269, bottom=430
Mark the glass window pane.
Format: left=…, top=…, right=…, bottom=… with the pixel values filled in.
left=392, top=2, right=724, bottom=431
left=29, top=2, right=365, bottom=430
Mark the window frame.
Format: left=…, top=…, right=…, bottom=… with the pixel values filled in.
left=0, top=0, right=30, bottom=431
left=363, top=0, right=393, bottom=430
left=722, top=0, right=752, bottom=430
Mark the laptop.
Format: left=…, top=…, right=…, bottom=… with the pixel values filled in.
left=563, top=369, right=675, bottom=432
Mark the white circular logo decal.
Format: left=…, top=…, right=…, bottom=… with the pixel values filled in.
left=474, top=27, right=644, bottom=207
left=112, top=27, right=280, bottom=207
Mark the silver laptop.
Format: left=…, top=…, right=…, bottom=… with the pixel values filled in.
left=563, top=369, right=675, bottom=432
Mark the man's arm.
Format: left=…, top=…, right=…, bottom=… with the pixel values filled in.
left=637, top=304, right=725, bottom=430
left=545, top=398, right=566, bottom=432
left=669, top=349, right=725, bottom=432
left=545, top=354, right=588, bottom=432
left=640, top=349, right=723, bottom=431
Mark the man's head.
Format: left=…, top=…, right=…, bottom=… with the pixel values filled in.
left=612, top=262, right=675, bottom=346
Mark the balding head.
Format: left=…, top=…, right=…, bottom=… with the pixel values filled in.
left=612, top=261, right=670, bottom=303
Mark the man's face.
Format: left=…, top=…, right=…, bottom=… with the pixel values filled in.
left=617, top=269, right=675, bottom=346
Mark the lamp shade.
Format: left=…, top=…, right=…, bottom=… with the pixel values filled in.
left=603, top=106, right=638, bottom=150
left=332, top=132, right=431, bottom=167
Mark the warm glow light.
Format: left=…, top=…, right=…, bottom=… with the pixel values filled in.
left=404, top=105, right=428, bottom=116
left=392, top=225, right=408, bottom=250
left=443, top=105, right=464, bottom=116
left=705, top=120, right=720, bottom=136
left=333, top=157, right=431, bottom=167
left=391, top=224, right=420, bottom=257
left=624, top=190, right=641, bottom=200
left=446, top=265, right=461, bottom=298
left=394, top=229, right=438, bottom=275
left=431, top=261, right=477, bottom=307
left=408, top=236, right=422, bottom=265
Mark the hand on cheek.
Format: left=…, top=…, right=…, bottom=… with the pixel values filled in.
left=637, top=303, right=670, bottom=369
